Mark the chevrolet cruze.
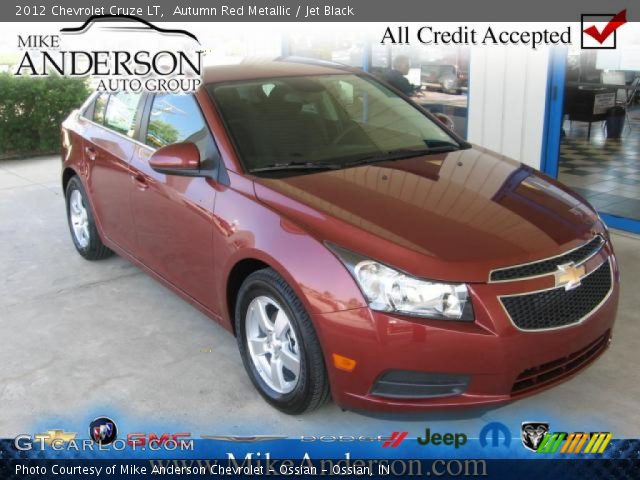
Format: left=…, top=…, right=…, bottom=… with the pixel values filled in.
left=61, top=61, right=619, bottom=414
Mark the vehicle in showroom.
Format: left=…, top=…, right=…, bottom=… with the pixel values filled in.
left=420, top=63, right=464, bottom=94
left=61, top=61, right=619, bottom=414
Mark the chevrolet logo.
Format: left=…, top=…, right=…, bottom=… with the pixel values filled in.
left=555, top=262, right=586, bottom=290
left=34, top=430, right=77, bottom=445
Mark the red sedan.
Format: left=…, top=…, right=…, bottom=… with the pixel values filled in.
left=61, top=61, right=619, bottom=414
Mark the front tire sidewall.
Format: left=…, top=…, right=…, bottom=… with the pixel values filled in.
left=236, top=273, right=320, bottom=414
left=65, top=177, right=107, bottom=259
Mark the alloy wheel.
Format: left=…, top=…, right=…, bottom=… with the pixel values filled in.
left=69, top=189, right=90, bottom=248
left=245, top=296, right=301, bottom=394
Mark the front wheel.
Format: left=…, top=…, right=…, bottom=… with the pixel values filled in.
left=235, top=268, right=330, bottom=414
left=65, top=176, right=112, bottom=260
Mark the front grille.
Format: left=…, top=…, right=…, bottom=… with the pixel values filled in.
left=490, top=236, right=604, bottom=282
left=511, top=331, right=610, bottom=394
left=500, top=259, right=612, bottom=331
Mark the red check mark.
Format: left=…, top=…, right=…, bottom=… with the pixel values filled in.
left=583, top=9, right=627, bottom=44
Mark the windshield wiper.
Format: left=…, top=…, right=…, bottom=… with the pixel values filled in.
left=249, top=161, right=341, bottom=173
left=425, top=144, right=462, bottom=153
left=249, top=144, right=461, bottom=173
left=345, top=149, right=430, bottom=166
left=343, top=146, right=457, bottom=168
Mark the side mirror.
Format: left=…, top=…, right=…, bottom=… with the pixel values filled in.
left=433, top=112, right=456, bottom=131
left=149, top=142, right=200, bottom=175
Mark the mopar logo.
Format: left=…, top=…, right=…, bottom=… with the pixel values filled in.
left=479, top=422, right=511, bottom=448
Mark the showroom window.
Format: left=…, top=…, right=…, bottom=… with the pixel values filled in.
left=289, top=31, right=366, bottom=68
left=287, top=31, right=470, bottom=137
left=103, top=93, right=143, bottom=138
left=369, top=45, right=470, bottom=137
left=555, top=47, right=640, bottom=225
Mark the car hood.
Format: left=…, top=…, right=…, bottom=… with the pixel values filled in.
left=253, top=147, right=603, bottom=283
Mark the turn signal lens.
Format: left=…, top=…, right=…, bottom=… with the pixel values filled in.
left=332, top=353, right=357, bottom=372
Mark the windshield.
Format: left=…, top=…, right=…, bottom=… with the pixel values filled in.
left=207, top=73, right=460, bottom=174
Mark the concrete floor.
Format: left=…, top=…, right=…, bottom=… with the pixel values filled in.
left=1, top=156, right=639, bottom=439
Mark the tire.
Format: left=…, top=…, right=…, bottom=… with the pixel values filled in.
left=235, top=268, right=330, bottom=414
left=65, top=176, right=113, bottom=260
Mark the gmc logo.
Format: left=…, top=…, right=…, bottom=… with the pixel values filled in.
left=127, top=433, right=191, bottom=447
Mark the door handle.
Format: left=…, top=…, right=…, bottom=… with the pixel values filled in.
left=85, top=146, right=98, bottom=161
left=131, top=173, right=149, bottom=190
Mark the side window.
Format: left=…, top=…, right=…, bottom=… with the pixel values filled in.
left=92, top=93, right=109, bottom=124
left=104, top=93, right=142, bottom=138
left=145, top=94, right=214, bottom=161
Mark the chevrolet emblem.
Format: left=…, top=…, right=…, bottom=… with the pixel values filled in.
left=34, top=430, right=77, bottom=445
left=555, top=262, right=586, bottom=290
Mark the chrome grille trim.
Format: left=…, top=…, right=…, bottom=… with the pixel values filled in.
left=488, top=235, right=605, bottom=283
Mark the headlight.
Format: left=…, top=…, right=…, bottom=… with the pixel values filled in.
left=327, top=244, right=474, bottom=321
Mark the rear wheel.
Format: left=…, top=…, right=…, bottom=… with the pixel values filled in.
left=65, top=176, right=112, bottom=260
left=235, top=268, right=330, bottom=414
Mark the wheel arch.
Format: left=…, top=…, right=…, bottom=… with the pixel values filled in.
left=225, top=257, right=271, bottom=336
left=223, top=243, right=361, bottom=338
left=62, top=166, right=78, bottom=193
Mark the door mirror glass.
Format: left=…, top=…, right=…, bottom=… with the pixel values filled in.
left=149, top=142, right=200, bottom=175
left=433, top=112, right=455, bottom=131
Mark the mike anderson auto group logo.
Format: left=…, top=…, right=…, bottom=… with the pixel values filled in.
left=13, top=14, right=203, bottom=93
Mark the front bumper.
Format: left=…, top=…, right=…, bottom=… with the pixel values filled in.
left=312, top=250, right=620, bottom=412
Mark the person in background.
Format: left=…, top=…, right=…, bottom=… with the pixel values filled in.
left=381, top=55, right=420, bottom=96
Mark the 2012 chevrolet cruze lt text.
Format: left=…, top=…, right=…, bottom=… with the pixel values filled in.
left=61, top=61, right=619, bottom=414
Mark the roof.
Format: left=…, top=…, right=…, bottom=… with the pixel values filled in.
left=202, top=61, right=353, bottom=84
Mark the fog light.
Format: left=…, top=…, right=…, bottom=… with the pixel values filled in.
left=371, top=370, right=469, bottom=398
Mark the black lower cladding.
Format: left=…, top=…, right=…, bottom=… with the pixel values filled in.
left=371, top=370, right=470, bottom=399
left=501, top=260, right=612, bottom=331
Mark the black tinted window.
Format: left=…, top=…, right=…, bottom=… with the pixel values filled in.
left=104, top=93, right=142, bottom=138
left=209, top=74, right=456, bottom=171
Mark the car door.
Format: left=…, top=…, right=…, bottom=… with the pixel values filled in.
left=129, top=93, right=219, bottom=311
left=82, top=92, right=144, bottom=253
